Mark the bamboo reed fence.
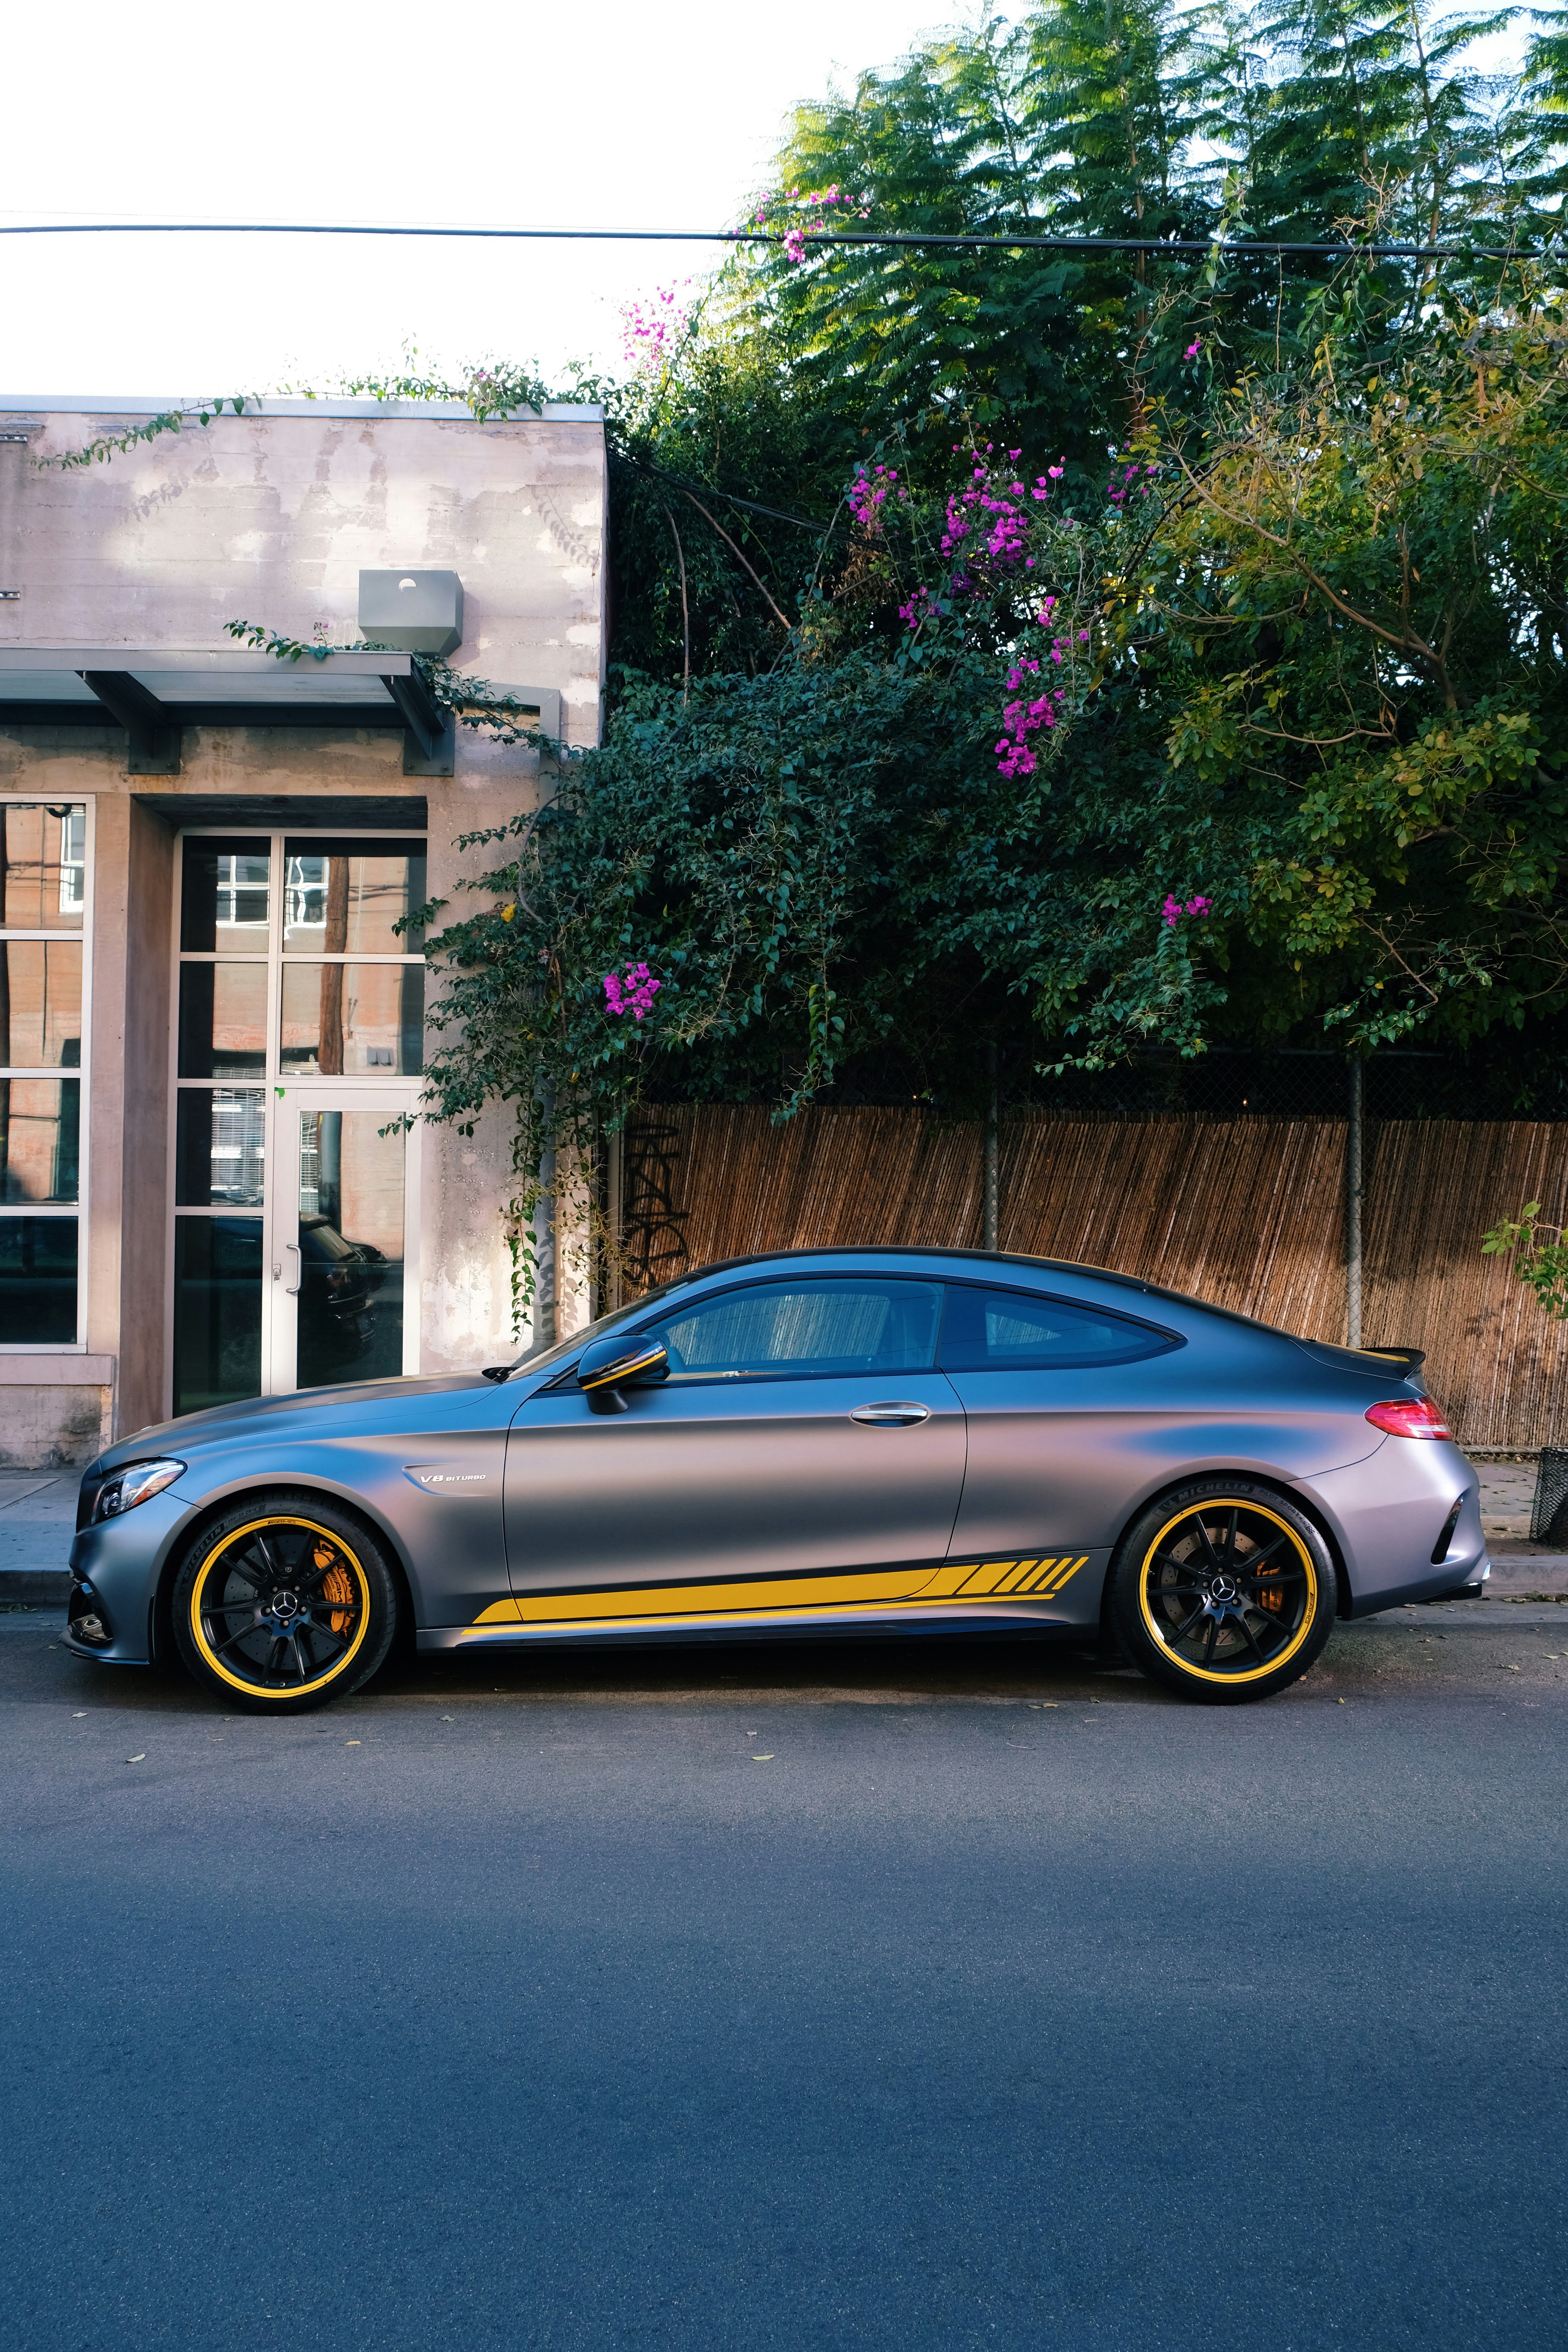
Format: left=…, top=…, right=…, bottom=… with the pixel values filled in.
left=620, top=1104, right=1568, bottom=1451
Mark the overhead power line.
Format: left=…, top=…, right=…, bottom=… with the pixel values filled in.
left=0, top=220, right=1536, bottom=262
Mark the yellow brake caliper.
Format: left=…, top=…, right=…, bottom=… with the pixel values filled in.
left=315, top=1542, right=355, bottom=1635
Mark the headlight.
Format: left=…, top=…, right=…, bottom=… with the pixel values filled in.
left=92, top=1459, right=186, bottom=1521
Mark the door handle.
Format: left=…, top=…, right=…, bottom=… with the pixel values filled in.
left=849, top=1401, right=932, bottom=1427
left=283, top=1241, right=301, bottom=1297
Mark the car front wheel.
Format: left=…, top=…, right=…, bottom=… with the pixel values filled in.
left=1109, top=1480, right=1337, bottom=1704
left=172, top=1491, right=398, bottom=1713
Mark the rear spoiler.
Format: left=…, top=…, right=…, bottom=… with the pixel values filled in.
left=1360, top=1344, right=1426, bottom=1378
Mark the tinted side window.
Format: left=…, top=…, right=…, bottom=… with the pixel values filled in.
left=938, top=1283, right=1179, bottom=1371
left=652, top=1278, right=943, bottom=1383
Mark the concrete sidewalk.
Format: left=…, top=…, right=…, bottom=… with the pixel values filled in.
left=0, top=1475, right=75, bottom=1601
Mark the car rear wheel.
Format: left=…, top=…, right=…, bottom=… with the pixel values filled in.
left=1109, top=1480, right=1337, bottom=1704
left=172, top=1491, right=397, bottom=1713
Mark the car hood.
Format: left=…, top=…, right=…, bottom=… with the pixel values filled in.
left=86, top=1372, right=496, bottom=1475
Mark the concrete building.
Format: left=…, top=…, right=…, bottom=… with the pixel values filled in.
left=0, top=394, right=606, bottom=1464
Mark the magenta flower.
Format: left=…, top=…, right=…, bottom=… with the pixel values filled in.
left=604, top=962, right=660, bottom=1021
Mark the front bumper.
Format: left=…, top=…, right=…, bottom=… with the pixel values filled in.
left=63, top=1491, right=193, bottom=1665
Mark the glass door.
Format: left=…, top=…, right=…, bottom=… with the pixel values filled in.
left=269, top=1095, right=419, bottom=1392
left=169, top=831, right=426, bottom=1418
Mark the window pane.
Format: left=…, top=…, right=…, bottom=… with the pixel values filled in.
left=0, top=1079, right=79, bottom=1202
left=937, top=1285, right=1177, bottom=1371
left=652, top=1279, right=942, bottom=1382
left=173, top=1217, right=262, bottom=1416
left=175, top=1088, right=265, bottom=1207
left=0, top=805, right=86, bottom=931
left=297, top=1110, right=406, bottom=1387
left=282, top=839, right=427, bottom=954
left=0, top=940, right=82, bottom=1068
left=0, top=1217, right=77, bottom=1343
left=280, top=962, right=424, bottom=1075
left=179, top=837, right=271, bottom=954
left=178, top=963, right=268, bottom=1079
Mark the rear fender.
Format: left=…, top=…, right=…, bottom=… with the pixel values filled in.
left=1100, top=1469, right=1353, bottom=1633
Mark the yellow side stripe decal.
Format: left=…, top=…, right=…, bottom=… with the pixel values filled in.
left=476, top=1566, right=927, bottom=1627
left=473, top=1557, right=1092, bottom=1631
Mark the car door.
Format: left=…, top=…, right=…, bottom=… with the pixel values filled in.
left=500, top=1272, right=966, bottom=1633
left=931, top=1279, right=1185, bottom=1612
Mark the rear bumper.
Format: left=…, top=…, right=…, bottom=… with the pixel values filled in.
left=1298, top=1440, right=1488, bottom=1617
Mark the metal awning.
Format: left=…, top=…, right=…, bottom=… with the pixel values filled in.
left=0, top=647, right=459, bottom=776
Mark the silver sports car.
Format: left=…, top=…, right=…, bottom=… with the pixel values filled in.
left=65, top=1247, right=1490, bottom=1710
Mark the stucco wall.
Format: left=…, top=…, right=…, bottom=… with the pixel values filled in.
left=0, top=399, right=607, bottom=743
left=0, top=398, right=606, bottom=1450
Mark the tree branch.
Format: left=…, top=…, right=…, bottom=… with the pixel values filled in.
left=680, top=488, right=793, bottom=633
left=1171, top=449, right=1459, bottom=709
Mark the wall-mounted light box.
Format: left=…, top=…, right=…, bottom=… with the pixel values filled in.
left=358, top=570, right=464, bottom=657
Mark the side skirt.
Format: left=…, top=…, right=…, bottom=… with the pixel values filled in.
left=419, top=1582, right=1109, bottom=1654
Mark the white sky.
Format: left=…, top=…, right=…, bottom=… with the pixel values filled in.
left=0, top=0, right=944, bottom=402
left=0, top=4, right=1528, bottom=407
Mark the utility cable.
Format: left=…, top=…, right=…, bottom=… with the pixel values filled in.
left=0, top=220, right=1539, bottom=262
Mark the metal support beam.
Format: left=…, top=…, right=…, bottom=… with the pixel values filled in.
left=77, top=669, right=181, bottom=774
left=381, top=669, right=455, bottom=777
left=983, top=1044, right=1000, bottom=1253
left=605, top=1122, right=625, bottom=1313
left=1346, top=1055, right=1363, bottom=1349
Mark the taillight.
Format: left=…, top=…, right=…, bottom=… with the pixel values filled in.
left=1366, top=1397, right=1452, bottom=1440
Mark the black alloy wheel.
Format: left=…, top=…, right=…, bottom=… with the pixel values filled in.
left=1109, top=1479, right=1338, bottom=1704
left=172, top=1490, right=397, bottom=1712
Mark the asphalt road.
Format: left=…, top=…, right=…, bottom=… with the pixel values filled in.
left=4, top=1611, right=1567, bottom=2352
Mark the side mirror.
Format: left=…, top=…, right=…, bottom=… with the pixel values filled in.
left=576, top=1332, right=670, bottom=1413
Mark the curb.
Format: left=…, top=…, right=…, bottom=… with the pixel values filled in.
left=0, top=1571, right=71, bottom=1605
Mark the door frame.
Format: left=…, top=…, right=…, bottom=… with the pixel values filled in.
left=163, top=825, right=428, bottom=1416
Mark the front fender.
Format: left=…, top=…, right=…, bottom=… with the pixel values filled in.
left=69, top=1465, right=424, bottom=1666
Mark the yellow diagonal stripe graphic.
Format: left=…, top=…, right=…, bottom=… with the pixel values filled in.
left=471, top=1553, right=1094, bottom=1633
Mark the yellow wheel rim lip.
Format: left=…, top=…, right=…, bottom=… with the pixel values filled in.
left=190, top=1516, right=371, bottom=1699
left=1137, top=1499, right=1317, bottom=1684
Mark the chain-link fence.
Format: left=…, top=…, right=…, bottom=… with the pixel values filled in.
left=994, top=1047, right=1556, bottom=1124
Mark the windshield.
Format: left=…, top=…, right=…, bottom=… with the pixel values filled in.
left=502, top=1274, right=696, bottom=1381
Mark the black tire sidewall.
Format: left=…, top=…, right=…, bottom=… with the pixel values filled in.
left=1110, top=1478, right=1337, bottom=1706
left=171, top=1489, right=398, bottom=1713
